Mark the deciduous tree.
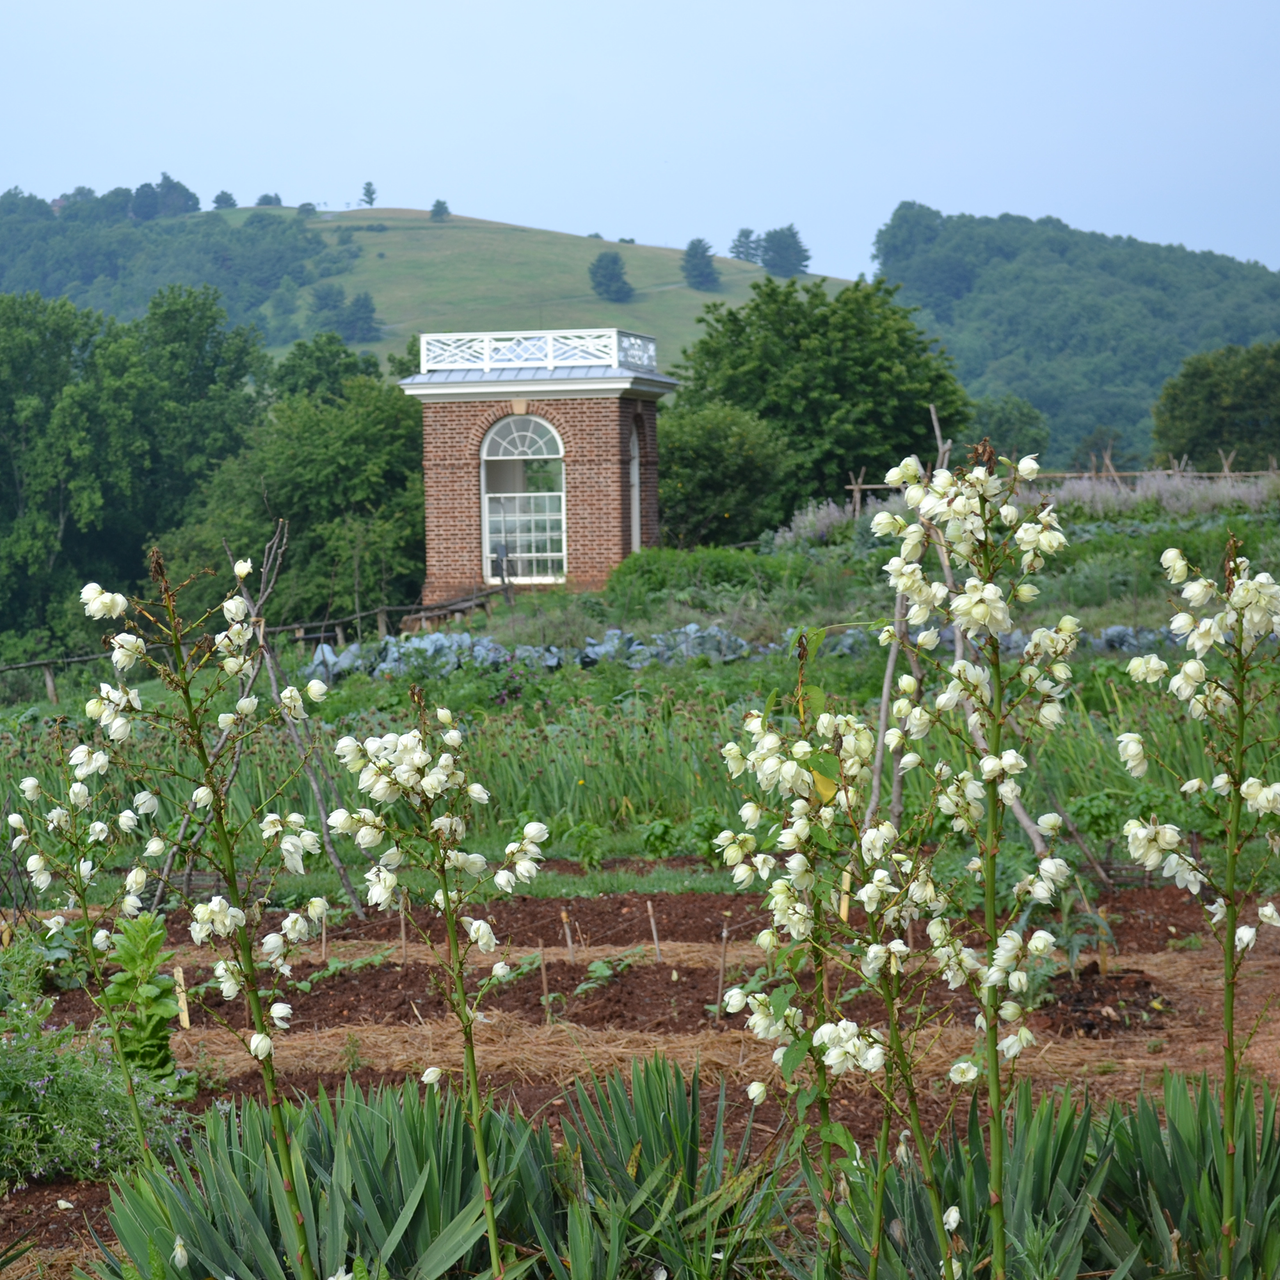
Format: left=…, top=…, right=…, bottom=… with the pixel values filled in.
left=1153, top=341, right=1280, bottom=469
left=657, top=402, right=789, bottom=546
left=674, top=276, right=970, bottom=517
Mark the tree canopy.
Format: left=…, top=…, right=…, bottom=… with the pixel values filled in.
left=0, top=286, right=268, bottom=656
left=162, top=356, right=423, bottom=624
left=0, top=181, right=372, bottom=343
left=1153, top=341, right=1280, bottom=470
left=588, top=251, right=633, bottom=303
left=874, top=201, right=1280, bottom=465
left=681, top=239, right=720, bottom=291
left=656, top=403, right=791, bottom=547
left=672, top=276, right=970, bottom=518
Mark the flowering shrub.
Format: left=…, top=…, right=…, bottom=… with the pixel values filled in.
left=1115, top=538, right=1280, bottom=1273
left=716, top=444, right=1090, bottom=1277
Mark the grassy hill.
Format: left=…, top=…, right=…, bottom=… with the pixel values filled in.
left=225, top=206, right=828, bottom=372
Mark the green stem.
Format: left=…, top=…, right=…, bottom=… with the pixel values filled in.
left=983, top=644, right=1007, bottom=1280
left=441, top=887, right=505, bottom=1279
left=885, top=971, right=955, bottom=1280
left=868, top=1086, right=893, bottom=1280
left=1220, top=647, right=1248, bottom=1280
left=163, top=597, right=318, bottom=1280
left=80, top=898, right=156, bottom=1168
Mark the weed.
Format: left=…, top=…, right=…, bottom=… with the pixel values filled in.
left=573, top=948, right=644, bottom=997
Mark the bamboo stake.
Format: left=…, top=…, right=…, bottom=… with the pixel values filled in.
left=647, top=900, right=663, bottom=962
left=321, top=913, right=327, bottom=963
left=561, top=909, right=574, bottom=964
left=539, top=939, right=550, bottom=1025
left=173, top=965, right=190, bottom=1030
left=400, top=895, right=408, bottom=967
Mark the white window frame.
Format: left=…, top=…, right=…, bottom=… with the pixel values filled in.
left=480, top=415, right=566, bottom=585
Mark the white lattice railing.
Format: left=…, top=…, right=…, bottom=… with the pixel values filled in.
left=418, top=329, right=658, bottom=374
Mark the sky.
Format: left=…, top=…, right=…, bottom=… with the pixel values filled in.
left=3, top=0, right=1277, bottom=281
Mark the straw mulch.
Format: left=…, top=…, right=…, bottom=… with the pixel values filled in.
left=169, top=948, right=1280, bottom=1103
left=167, top=940, right=759, bottom=971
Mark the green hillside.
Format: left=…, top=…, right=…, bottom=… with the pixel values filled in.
left=874, top=201, right=1280, bottom=465
left=0, top=184, right=848, bottom=373
left=240, top=207, right=807, bottom=371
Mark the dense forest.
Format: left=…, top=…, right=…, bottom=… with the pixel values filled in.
left=0, top=179, right=380, bottom=345
left=874, top=202, right=1280, bottom=465
left=0, top=286, right=420, bottom=667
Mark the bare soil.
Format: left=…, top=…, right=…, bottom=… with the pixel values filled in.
left=1, top=885, right=1261, bottom=1258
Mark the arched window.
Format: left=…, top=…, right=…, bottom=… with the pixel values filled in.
left=480, top=416, right=565, bottom=582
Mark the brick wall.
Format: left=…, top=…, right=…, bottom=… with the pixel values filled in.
left=419, top=396, right=661, bottom=606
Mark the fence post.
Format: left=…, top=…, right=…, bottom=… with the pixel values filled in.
left=42, top=664, right=57, bottom=704
left=334, top=623, right=346, bottom=649
left=376, top=607, right=388, bottom=639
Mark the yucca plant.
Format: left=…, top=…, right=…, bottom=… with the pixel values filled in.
left=90, top=1080, right=552, bottom=1280
left=799, top=1084, right=1143, bottom=1280
left=559, top=1055, right=785, bottom=1279
left=1099, top=1072, right=1280, bottom=1280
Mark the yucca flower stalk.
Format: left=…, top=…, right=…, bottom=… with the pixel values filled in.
left=716, top=442, right=1081, bottom=1279
left=1115, top=536, right=1280, bottom=1280
left=326, top=688, right=548, bottom=1280
left=27, top=553, right=334, bottom=1280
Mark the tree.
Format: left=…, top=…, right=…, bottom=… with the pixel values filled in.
left=296, top=202, right=316, bottom=218
left=1153, top=341, right=1280, bottom=469
left=343, top=292, right=380, bottom=343
left=131, top=183, right=159, bottom=222
left=156, top=173, right=199, bottom=217
left=162, top=373, right=424, bottom=624
left=674, top=276, right=971, bottom=517
left=960, top=393, right=1050, bottom=461
left=588, top=251, right=634, bottom=303
left=0, top=286, right=265, bottom=649
left=431, top=199, right=449, bottom=221
left=760, top=224, right=809, bottom=277
left=729, top=228, right=760, bottom=263
left=657, top=403, right=791, bottom=546
left=386, top=334, right=422, bottom=380
left=361, top=182, right=377, bottom=208
left=255, top=193, right=282, bottom=207
left=307, top=284, right=382, bottom=344
left=274, top=332, right=380, bottom=402
left=681, top=238, right=720, bottom=291
left=212, top=190, right=237, bottom=210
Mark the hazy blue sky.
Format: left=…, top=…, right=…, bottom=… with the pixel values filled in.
left=4, top=0, right=1275, bottom=280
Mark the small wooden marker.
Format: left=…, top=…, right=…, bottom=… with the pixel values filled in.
left=321, top=913, right=327, bottom=963
left=173, top=966, right=190, bottom=1030
left=539, top=938, right=550, bottom=1025
left=561, top=908, right=574, bottom=964
left=647, top=899, right=663, bottom=962
left=400, top=895, right=408, bottom=966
